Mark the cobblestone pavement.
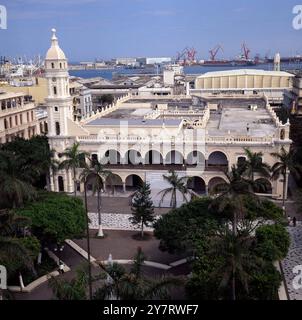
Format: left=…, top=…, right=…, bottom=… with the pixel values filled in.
left=88, top=212, right=160, bottom=231
left=281, top=223, right=302, bottom=300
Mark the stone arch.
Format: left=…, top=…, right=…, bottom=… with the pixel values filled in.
left=101, top=150, right=121, bottom=165
left=85, top=173, right=104, bottom=193
left=187, top=176, right=206, bottom=195
left=58, top=176, right=64, bottom=192
left=207, top=151, right=229, bottom=169
left=165, top=150, right=184, bottom=165
left=125, top=174, right=144, bottom=192
left=125, top=150, right=143, bottom=165
left=106, top=173, right=123, bottom=194
left=186, top=150, right=205, bottom=166
left=254, top=178, right=273, bottom=194
left=208, top=177, right=227, bottom=194
left=144, top=150, right=164, bottom=165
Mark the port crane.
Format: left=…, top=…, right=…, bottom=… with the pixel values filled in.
left=241, top=42, right=251, bottom=60
left=186, top=48, right=197, bottom=63
left=176, top=47, right=188, bottom=63
left=176, top=47, right=197, bottom=65
left=209, top=45, right=223, bottom=61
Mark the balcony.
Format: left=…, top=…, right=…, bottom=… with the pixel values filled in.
left=102, top=163, right=228, bottom=172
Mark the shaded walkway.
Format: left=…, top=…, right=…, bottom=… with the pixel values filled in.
left=74, top=230, right=186, bottom=265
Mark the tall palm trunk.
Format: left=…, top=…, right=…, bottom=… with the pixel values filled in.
left=172, top=189, right=177, bottom=208
left=97, top=190, right=104, bottom=237
left=282, top=170, right=287, bottom=213
left=73, top=167, right=77, bottom=197
left=84, top=180, right=93, bottom=300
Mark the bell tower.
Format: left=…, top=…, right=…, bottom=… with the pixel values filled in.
left=45, top=28, right=72, bottom=137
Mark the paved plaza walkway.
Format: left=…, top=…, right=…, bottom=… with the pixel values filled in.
left=82, top=195, right=170, bottom=215
left=74, top=230, right=186, bottom=265
left=14, top=229, right=187, bottom=300
left=281, top=223, right=302, bottom=300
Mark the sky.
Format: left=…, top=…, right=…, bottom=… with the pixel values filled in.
left=0, top=0, right=302, bottom=62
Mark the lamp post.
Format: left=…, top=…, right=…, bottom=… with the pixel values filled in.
left=54, top=244, right=64, bottom=272
left=84, top=178, right=93, bottom=300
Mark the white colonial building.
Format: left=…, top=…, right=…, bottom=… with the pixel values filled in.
left=46, top=30, right=292, bottom=207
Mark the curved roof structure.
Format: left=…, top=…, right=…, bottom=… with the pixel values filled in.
left=196, top=69, right=294, bottom=79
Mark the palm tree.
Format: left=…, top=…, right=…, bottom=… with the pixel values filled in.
left=80, top=160, right=112, bottom=237
left=158, top=170, right=192, bottom=208
left=59, top=142, right=89, bottom=196
left=0, top=151, right=36, bottom=208
left=49, top=248, right=183, bottom=300
left=271, top=147, right=301, bottom=210
left=95, top=248, right=183, bottom=300
left=210, top=228, right=257, bottom=301
left=210, top=165, right=258, bottom=236
left=49, top=267, right=89, bottom=300
left=242, top=148, right=271, bottom=182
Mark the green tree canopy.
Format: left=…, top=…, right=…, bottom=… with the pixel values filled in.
left=154, top=197, right=289, bottom=300
left=0, top=136, right=55, bottom=189
left=154, top=198, right=219, bottom=254
left=16, top=192, right=86, bottom=244
left=254, top=224, right=290, bottom=261
left=0, top=211, right=39, bottom=280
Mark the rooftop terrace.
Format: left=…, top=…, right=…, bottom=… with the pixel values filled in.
left=206, top=106, right=276, bottom=137
left=86, top=118, right=182, bottom=127
left=83, top=96, right=279, bottom=139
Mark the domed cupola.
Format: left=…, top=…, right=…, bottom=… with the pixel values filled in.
left=45, top=28, right=67, bottom=70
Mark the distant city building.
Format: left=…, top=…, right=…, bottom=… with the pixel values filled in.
left=80, top=62, right=94, bottom=68
left=145, top=57, right=172, bottom=65
left=69, top=80, right=93, bottom=121
left=284, top=71, right=302, bottom=115
left=3, top=77, right=48, bottom=104
left=115, top=57, right=137, bottom=66
left=3, top=75, right=92, bottom=121
left=0, top=91, right=47, bottom=143
left=165, top=64, right=184, bottom=75
left=163, top=70, right=175, bottom=86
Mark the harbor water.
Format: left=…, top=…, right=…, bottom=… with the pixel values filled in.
left=69, top=63, right=302, bottom=80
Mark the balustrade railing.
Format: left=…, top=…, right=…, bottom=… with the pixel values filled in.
left=77, top=133, right=274, bottom=145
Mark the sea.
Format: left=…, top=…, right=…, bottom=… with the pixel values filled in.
left=69, top=62, right=302, bottom=80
